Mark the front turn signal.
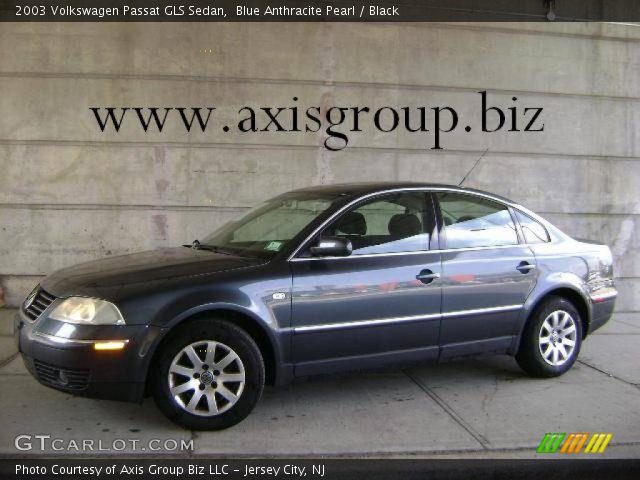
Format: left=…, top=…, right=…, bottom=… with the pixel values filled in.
left=93, top=340, right=128, bottom=351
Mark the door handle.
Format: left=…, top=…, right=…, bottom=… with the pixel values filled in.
left=516, top=261, right=536, bottom=273
left=416, top=270, right=440, bottom=284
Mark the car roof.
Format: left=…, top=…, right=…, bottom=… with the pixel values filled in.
left=290, top=182, right=516, bottom=205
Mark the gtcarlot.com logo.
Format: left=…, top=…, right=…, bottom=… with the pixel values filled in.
left=537, top=432, right=613, bottom=454
left=14, top=435, right=193, bottom=452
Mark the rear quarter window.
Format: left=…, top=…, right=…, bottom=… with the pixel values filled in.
left=515, top=210, right=550, bottom=244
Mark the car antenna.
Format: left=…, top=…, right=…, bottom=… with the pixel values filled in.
left=458, top=148, right=489, bottom=187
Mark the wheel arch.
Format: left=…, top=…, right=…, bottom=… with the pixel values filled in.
left=146, top=306, right=282, bottom=391
left=519, top=286, right=591, bottom=344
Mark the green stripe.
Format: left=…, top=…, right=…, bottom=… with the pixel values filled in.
left=537, top=433, right=566, bottom=453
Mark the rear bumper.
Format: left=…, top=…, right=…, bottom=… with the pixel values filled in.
left=588, top=289, right=617, bottom=335
left=15, top=310, right=166, bottom=402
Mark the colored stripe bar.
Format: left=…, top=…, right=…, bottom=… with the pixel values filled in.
left=585, top=433, right=613, bottom=453
left=572, top=433, right=589, bottom=454
left=560, top=434, right=575, bottom=453
left=598, top=434, right=613, bottom=453
left=584, top=434, right=598, bottom=453
left=568, top=434, right=582, bottom=453
left=537, top=433, right=566, bottom=453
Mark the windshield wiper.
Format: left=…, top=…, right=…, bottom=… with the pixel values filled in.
left=182, top=239, right=203, bottom=249
left=184, top=240, right=234, bottom=255
left=199, top=245, right=235, bottom=255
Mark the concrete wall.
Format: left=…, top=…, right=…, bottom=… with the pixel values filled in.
left=0, top=22, right=638, bottom=312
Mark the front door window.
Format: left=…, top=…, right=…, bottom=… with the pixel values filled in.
left=324, top=192, right=433, bottom=255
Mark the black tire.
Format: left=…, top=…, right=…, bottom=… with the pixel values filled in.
left=516, top=296, right=583, bottom=378
left=150, top=318, right=265, bottom=430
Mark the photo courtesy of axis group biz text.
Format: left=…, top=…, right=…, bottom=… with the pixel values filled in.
left=0, top=1, right=638, bottom=479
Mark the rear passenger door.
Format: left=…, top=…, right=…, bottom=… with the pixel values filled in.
left=435, top=192, right=537, bottom=359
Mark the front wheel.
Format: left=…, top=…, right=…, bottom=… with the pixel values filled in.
left=150, top=319, right=265, bottom=430
left=516, top=296, right=582, bottom=377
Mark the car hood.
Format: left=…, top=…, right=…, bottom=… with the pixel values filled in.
left=41, top=247, right=267, bottom=300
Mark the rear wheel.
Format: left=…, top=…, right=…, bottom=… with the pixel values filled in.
left=516, top=296, right=582, bottom=377
left=151, top=318, right=264, bottom=430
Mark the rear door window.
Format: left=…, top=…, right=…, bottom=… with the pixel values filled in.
left=437, top=192, right=518, bottom=249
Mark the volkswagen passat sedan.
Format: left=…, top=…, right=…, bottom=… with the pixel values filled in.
left=15, top=183, right=617, bottom=429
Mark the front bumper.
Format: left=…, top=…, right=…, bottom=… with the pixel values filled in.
left=15, top=309, right=166, bottom=402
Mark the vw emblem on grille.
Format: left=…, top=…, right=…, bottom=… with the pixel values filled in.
left=24, top=289, right=38, bottom=309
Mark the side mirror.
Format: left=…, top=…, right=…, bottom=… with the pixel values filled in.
left=309, top=236, right=352, bottom=257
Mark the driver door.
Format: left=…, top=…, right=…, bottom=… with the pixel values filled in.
left=289, top=191, right=442, bottom=376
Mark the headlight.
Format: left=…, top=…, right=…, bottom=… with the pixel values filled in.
left=49, top=297, right=125, bottom=325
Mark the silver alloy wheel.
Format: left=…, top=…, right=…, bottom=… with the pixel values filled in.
left=168, top=340, right=245, bottom=416
left=538, top=310, right=577, bottom=366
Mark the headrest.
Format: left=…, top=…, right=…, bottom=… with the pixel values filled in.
left=334, top=211, right=367, bottom=236
left=388, top=214, right=421, bottom=238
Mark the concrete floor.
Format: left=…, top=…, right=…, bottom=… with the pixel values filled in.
left=0, top=309, right=638, bottom=458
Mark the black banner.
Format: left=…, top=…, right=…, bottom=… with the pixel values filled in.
left=1, top=459, right=640, bottom=480
left=1, top=0, right=640, bottom=22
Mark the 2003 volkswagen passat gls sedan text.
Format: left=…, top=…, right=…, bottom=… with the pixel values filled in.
left=15, top=183, right=617, bottom=430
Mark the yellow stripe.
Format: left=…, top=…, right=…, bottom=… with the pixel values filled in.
left=598, top=434, right=613, bottom=453
left=585, top=434, right=598, bottom=453
left=573, top=433, right=589, bottom=454
left=590, top=434, right=606, bottom=453
left=560, top=434, right=575, bottom=453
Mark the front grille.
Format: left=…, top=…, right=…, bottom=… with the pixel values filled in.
left=33, top=360, right=90, bottom=391
left=23, top=288, right=56, bottom=322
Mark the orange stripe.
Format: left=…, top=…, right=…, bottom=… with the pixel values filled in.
left=569, top=433, right=582, bottom=453
left=560, top=433, right=575, bottom=453
left=573, top=433, right=589, bottom=453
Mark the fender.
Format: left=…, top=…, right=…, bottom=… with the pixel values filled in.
left=165, top=301, right=272, bottom=331
left=514, top=272, right=591, bottom=345
left=142, top=301, right=292, bottom=388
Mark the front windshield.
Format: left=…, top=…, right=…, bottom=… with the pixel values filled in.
left=201, top=192, right=339, bottom=258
